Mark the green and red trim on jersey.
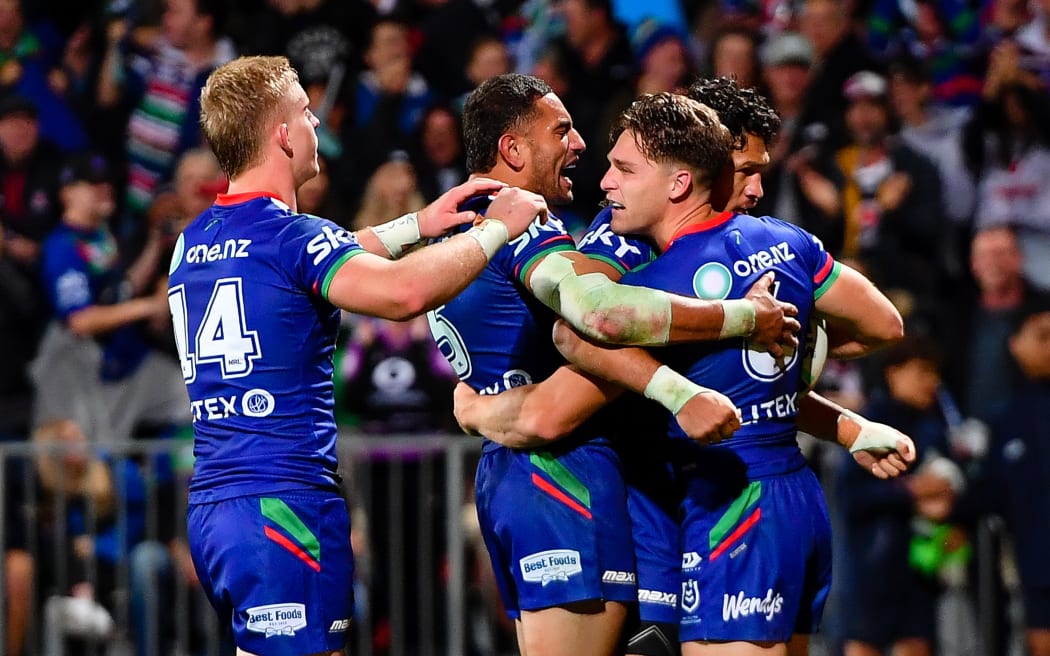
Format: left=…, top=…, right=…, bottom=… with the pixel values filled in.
left=813, top=255, right=840, bottom=300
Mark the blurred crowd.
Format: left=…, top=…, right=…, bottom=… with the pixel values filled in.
left=1, top=0, right=1050, bottom=654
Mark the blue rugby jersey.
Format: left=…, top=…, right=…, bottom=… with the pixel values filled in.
left=577, top=206, right=657, bottom=275
left=426, top=194, right=575, bottom=400
left=168, top=192, right=366, bottom=503
left=621, top=212, right=839, bottom=477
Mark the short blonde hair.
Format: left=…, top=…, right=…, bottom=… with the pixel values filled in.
left=199, top=56, right=300, bottom=179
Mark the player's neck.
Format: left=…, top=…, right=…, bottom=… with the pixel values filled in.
left=652, top=201, right=722, bottom=252
left=225, top=169, right=297, bottom=212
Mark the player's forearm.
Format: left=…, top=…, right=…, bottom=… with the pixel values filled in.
left=530, top=252, right=756, bottom=346
left=552, top=322, right=660, bottom=396
left=457, top=386, right=559, bottom=448
left=797, top=392, right=851, bottom=444
left=331, top=220, right=507, bottom=320
left=66, top=299, right=157, bottom=337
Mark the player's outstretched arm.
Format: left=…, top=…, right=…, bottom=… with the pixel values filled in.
left=453, top=366, right=621, bottom=448
left=552, top=320, right=740, bottom=445
left=815, top=263, right=904, bottom=359
left=327, top=187, right=546, bottom=320
left=525, top=253, right=801, bottom=350
left=355, top=177, right=509, bottom=258
left=797, top=392, right=916, bottom=479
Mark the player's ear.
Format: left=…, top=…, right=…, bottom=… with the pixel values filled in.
left=669, top=168, right=692, bottom=202
left=498, top=133, right=525, bottom=171
left=279, top=123, right=293, bottom=157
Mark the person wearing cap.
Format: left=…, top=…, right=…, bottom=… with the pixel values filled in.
left=29, top=152, right=187, bottom=446
left=797, top=70, right=946, bottom=330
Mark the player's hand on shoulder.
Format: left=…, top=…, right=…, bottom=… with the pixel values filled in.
left=745, top=272, right=800, bottom=358
left=417, top=177, right=508, bottom=237
left=675, top=390, right=740, bottom=446
left=487, top=187, right=548, bottom=238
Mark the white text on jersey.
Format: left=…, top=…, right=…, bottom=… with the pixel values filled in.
left=185, top=239, right=251, bottom=264
left=733, top=241, right=795, bottom=277
left=307, top=225, right=354, bottom=265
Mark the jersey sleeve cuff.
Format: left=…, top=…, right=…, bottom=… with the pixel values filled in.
left=319, top=248, right=366, bottom=300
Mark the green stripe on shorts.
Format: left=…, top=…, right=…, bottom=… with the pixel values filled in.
left=709, top=481, right=762, bottom=551
left=529, top=451, right=591, bottom=509
left=260, top=497, right=321, bottom=562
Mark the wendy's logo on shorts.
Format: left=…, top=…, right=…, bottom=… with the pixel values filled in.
left=246, top=603, right=307, bottom=637
left=520, top=549, right=582, bottom=586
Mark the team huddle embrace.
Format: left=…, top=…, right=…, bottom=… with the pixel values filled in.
left=175, top=57, right=913, bottom=656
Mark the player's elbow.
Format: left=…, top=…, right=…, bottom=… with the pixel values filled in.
left=383, top=285, right=432, bottom=321
left=865, top=306, right=905, bottom=348
left=518, top=411, right=574, bottom=444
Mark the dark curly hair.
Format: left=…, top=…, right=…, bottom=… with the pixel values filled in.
left=610, top=92, right=733, bottom=185
left=462, top=74, right=552, bottom=174
left=687, top=77, right=781, bottom=151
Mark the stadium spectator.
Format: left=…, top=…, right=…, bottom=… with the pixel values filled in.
left=452, top=35, right=512, bottom=113
left=889, top=55, right=976, bottom=280
left=753, top=30, right=829, bottom=230
left=352, top=153, right=426, bottom=232
left=798, top=0, right=882, bottom=151
left=411, top=104, right=467, bottom=202
left=946, top=226, right=1040, bottom=424
left=414, top=0, right=495, bottom=100
left=30, top=152, right=186, bottom=444
left=834, top=336, right=961, bottom=656
left=965, top=38, right=1050, bottom=291
left=958, top=294, right=1050, bottom=656
left=0, top=94, right=63, bottom=271
left=97, top=0, right=235, bottom=247
left=704, top=25, right=764, bottom=93
left=0, top=0, right=87, bottom=150
left=807, top=71, right=945, bottom=325
left=866, top=0, right=984, bottom=107
left=345, top=18, right=434, bottom=195
left=0, top=221, right=46, bottom=441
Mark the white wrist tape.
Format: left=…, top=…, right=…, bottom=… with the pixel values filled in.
left=464, top=219, right=509, bottom=260
left=530, top=252, right=673, bottom=345
left=839, top=409, right=898, bottom=454
left=719, top=299, right=757, bottom=338
left=372, top=212, right=421, bottom=258
left=643, top=365, right=709, bottom=415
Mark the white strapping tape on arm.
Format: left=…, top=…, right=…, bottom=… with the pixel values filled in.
left=529, top=252, right=673, bottom=345
left=839, top=408, right=900, bottom=454
left=464, top=218, right=509, bottom=260
left=644, top=365, right=710, bottom=415
left=372, top=212, right=421, bottom=258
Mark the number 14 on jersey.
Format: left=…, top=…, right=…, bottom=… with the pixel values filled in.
left=169, top=278, right=262, bottom=382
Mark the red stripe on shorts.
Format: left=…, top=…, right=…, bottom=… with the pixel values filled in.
left=531, top=472, right=593, bottom=520
left=710, top=507, right=761, bottom=561
left=264, top=525, right=321, bottom=572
